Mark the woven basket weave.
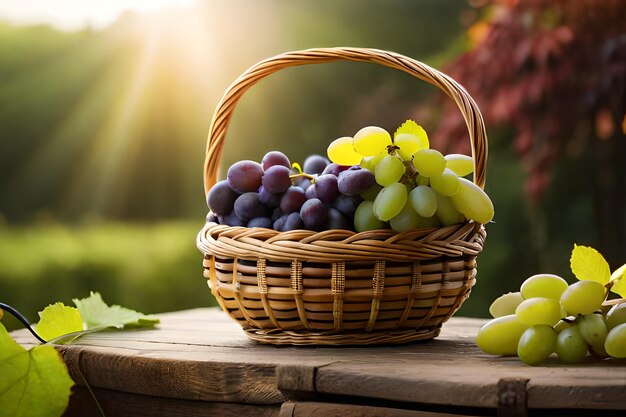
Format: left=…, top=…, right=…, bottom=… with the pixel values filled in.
left=197, top=47, right=488, bottom=345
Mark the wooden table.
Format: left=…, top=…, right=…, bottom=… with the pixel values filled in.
left=13, top=308, right=626, bottom=417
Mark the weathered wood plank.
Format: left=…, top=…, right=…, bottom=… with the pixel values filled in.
left=278, top=401, right=481, bottom=417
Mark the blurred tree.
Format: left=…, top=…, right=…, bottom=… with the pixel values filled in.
left=433, top=0, right=626, bottom=267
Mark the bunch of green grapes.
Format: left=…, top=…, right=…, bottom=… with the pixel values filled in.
left=327, top=120, right=494, bottom=233
left=477, top=274, right=626, bottom=365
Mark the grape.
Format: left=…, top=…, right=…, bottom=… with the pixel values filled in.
left=303, top=155, right=329, bottom=175
left=394, top=133, right=427, bottom=161
left=280, top=186, right=307, bottom=213
left=605, top=323, right=626, bottom=358
left=218, top=212, right=245, bottom=227
left=314, top=174, right=340, bottom=204
left=262, top=165, right=292, bottom=194
left=227, top=160, right=264, bottom=193
left=272, top=214, right=288, bottom=231
left=283, top=212, right=304, bottom=231
left=409, top=185, right=437, bottom=218
left=327, top=136, right=362, bottom=165
left=434, top=191, right=465, bottom=226
left=520, top=274, right=568, bottom=300
left=271, top=207, right=283, bottom=222
left=207, top=180, right=239, bottom=215
left=353, top=126, right=391, bottom=156
left=373, top=183, right=407, bottom=221
left=445, top=154, right=474, bottom=177
left=300, top=198, right=327, bottom=231
left=517, top=325, right=557, bottom=365
left=354, top=201, right=386, bottom=232
left=429, top=168, right=460, bottom=197
left=606, top=303, right=626, bottom=330
left=206, top=212, right=218, bottom=223
left=332, top=194, right=362, bottom=217
left=234, top=192, right=270, bottom=222
left=555, top=325, right=588, bottom=363
left=476, top=314, right=528, bottom=356
left=360, top=151, right=386, bottom=172
left=489, top=292, right=524, bottom=318
left=325, top=207, right=350, bottom=230
left=515, top=297, right=562, bottom=327
left=360, top=183, right=383, bottom=201
left=293, top=176, right=312, bottom=191
left=338, top=167, right=375, bottom=195
left=247, top=217, right=273, bottom=229
left=305, top=184, right=317, bottom=199
left=578, top=313, right=608, bottom=347
left=259, top=186, right=281, bottom=208
left=553, top=320, right=573, bottom=333
left=375, top=155, right=406, bottom=186
left=261, top=151, right=290, bottom=170
left=449, top=178, right=494, bottom=223
left=412, top=149, right=446, bottom=177
left=322, top=163, right=348, bottom=176
left=560, top=280, right=606, bottom=316
left=389, top=202, right=420, bottom=232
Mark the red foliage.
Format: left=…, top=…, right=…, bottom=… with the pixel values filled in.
left=434, top=0, right=626, bottom=204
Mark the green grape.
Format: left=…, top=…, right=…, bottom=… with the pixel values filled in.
left=515, top=297, right=562, bottom=327
left=360, top=183, right=383, bottom=201
left=555, top=325, right=588, bottom=363
left=578, top=313, right=608, bottom=348
left=360, top=151, right=386, bottom=172
left=353, top=126, right=392, bottom=156
left=445, top=154, right=474, bottom=177
left=394, top=133, right=427, bottom=161
left=416, top=174, right=430, bottom=187
left=449, top=178, right=494, bottom=224
left=553, top=320, right=573, bottom=333
left=434, top=191, right=465, bottom=226
left=517, top=325, right=557, bottom=365
left=389, top=202, right=419, bottom=232
left=327, top=136, right=363, bottom=165
left=606, top=303, right=626, bottom=330
left=354, top=201, right=387, bottom=232
left=373, top=183, right=408, bottom=221
left=560, top=280, right=606, bottom=316
left=605, top=323, right=626, bottom=358
left=412, top=149, right=446, bottom=177
left=375, top=155, right=406, bottom=186
left=489, top=292, right=524, bottom=318
left=409, top=185, right=437, bottom=218
left=429, top=168, right=460, bottom=196
left=476, top=314, right=528, bottom=356
left=520, top=274, right=568, bottom=300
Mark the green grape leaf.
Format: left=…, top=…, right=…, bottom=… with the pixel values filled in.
left=610, top=263, right=626, bottom=298
left=0, top=323, right=74, bottom=417
left=570, top=244, right=611, bottom=285
left=393, top=119, right=429, bottom=146
left=35, top=303, right=83, bottom=341
left=73, top=292, right=159, bottom=329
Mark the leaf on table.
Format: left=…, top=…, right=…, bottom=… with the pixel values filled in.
left=34, top=302, right=83, bottom=341
left=73, top=291, right=159, bottom=329
left=570, top=244, right=611, bottom=285
left=0, top=323, right=74, bottom=417
left=610, top=263, right=626, bottom=298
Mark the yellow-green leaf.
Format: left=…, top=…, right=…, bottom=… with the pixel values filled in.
left=570, top=244, right=611, bottom=285
left=35, top=303, right=83, bottom=341
left=394, top=120, right=429, bottom=146
left=610, top=263, right=626, bottom=298
left=73, top=291, right=159, bottom=329
left=0, top=323, right=74, bottom=417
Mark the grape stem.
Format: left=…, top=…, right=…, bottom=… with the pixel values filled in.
left=289, top=172, right=317, bottom=182
left=0, top=302, right=48, bottom=343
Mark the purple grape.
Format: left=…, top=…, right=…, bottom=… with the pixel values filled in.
left=218, top=212, right=246, bottom=227
left=337, top=167, right=375, bottom=195
left=206, top=212, right=218, bottom=223
left=332, top=194, right=362, bottom=217
left=262, top=165, right=292, bottom=194
left=258, top=186, right=281, bottom=208
left=303, top=155, right=330, bottom=175
left=280, top=186, right=307, bottom=213
left=207, top=180, right=239, bottom=215
left=234, top=192, right=270, bottom=221
left=271, top=207, right=284, bottom=222
left=322, top=163, right=349, bottom=176
left=293, top=176, right=312, bottom=191
left=247, top=217, right=273, bottom=229
left=283, top=212, right=304, bottom=231
left=227, top=160, right=264, bottom=193
left=305, top=184, right=317, bottom=199
left=262, top=151, right=291, bottom=170
left=325, top=207, right=350, bottom=230
left=273, top=215, right=288, bottom=231
left=314, top=174, right=339, bottom=204
left=300, top=198, right=327, bottom=231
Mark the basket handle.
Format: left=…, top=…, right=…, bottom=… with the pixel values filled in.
left=204, top=47, right=488, bottom=194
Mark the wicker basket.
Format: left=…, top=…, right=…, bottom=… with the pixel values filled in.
left=197, top=47, right=488, bottom=345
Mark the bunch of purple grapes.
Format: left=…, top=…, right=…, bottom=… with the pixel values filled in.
left=206, top=151, right=375, bottom=232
